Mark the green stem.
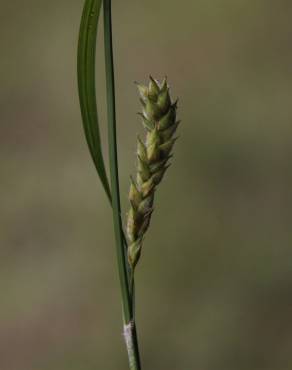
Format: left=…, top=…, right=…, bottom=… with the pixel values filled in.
left=103, top=1, right=141, bottom=369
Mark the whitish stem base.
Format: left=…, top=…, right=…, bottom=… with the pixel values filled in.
left=123, top=321, right=138, bottom=370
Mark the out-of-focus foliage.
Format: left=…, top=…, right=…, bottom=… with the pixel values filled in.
left=1, top=1, right=291, bottom=369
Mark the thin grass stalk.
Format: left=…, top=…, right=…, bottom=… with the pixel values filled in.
left=103, top=1, right=141, bottom=369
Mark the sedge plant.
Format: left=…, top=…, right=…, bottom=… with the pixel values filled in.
left=77, top=1, right=179, bottom=369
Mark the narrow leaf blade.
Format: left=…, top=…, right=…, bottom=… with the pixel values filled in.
left=77, top=0, right=111, bottom=202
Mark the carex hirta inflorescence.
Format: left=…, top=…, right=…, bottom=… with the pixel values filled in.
left=126, top=76, right=179, bottom=269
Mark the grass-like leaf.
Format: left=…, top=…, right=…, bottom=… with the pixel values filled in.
left=78, top=0, right=111, bottom=202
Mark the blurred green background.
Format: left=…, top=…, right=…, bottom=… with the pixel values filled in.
left=1, top=0, right=292, bottom=369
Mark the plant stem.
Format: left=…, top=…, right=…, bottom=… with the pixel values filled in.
left=103, top=1, right=141, bottom=369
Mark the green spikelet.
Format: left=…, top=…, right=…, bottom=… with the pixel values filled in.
left=126, top=77, right=179, bottom=269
